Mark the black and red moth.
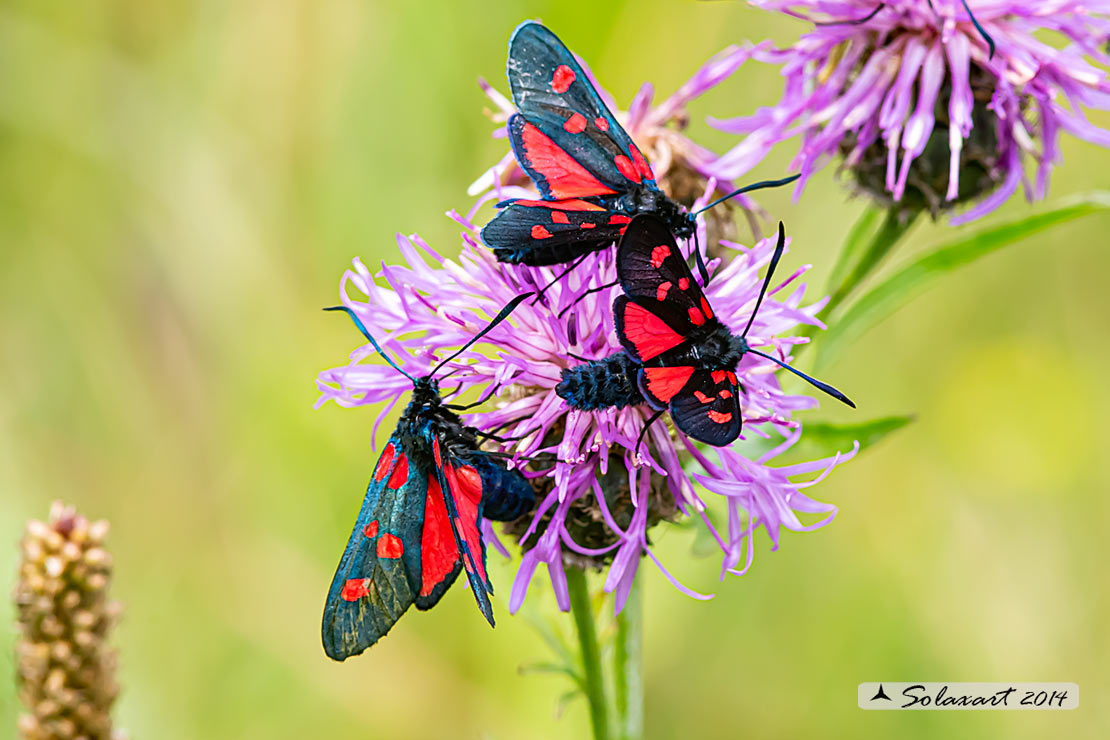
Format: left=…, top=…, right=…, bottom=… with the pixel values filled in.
left=480, top=22, right=793, bottom=281
left=321, top=297, right=534, bottom=661
left=556, top=215, right=854, bottom=446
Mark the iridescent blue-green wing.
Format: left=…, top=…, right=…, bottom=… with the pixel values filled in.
left=506, top=22, right=657, bottom=196
left=321, top=433, right=430, bottom=661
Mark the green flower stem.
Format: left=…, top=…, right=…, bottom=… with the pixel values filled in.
left=567, top=567, right=609, bottom=740
left=614, top=572, right=643, bottom=740
left=795, top=207, right=917, bottom=354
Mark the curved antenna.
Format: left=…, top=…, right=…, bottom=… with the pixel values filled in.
left=747, top=348, right=855, bottom=408
left=741, top=221, right=786, bottom=339
left=692, top=225, right=710, bottom=286
left=814, top=3, right=885, bottom=26
left=324, top=306, right=416, bottom=383
left=925, top=0, right=995, bottom=59
left=693, top=174, right=800, bottom=215
left=635, top=409, right=667, bottom=455
left=429, top=292, right=533, bottom=377
left=959, top=0, right=996, bottom=59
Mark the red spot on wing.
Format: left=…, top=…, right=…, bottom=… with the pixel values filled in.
left=614, top=154, right=641, bottom=183
left=688, top=307, right=706, bottom=326
left=340, top=578, right=371, bottom=602
left=420, top=475, right=458, bottom=597
left=609, top=214, right=632, bottom=225
left=595, top=117, right=609, bottom=131
left=650, top=245, right=670, bottom=268
left=387, top=454, right=409, bottom=490
left=532, top=225, right=553, bottom=239
left=432, top=437, right=442, bottom=467
left=643, top=367, right=694, bottom=403
left=362, top=520, right=379, bottom=539
left=678, top=277, right=689, bottom=291
left=656, top=281, right=672, bottom=302
left=563, top=112, right=587, bottom=134
left=552, top=64, right=576, bottom=93
left=711, top=370, right=728, bottom=385
left=700, top=295, right=714, bottom=319
left=373, top=443, right=395, bottom=482
left=694, top=390, right=713, bottom=404
left=446, top=466, right=487, bottom=585
left=376, top=533, right=404, bottom=559
left=620, top=301, right=685, bottom=361
left=581, top=222, right=596, bottom=229
left=630, top=146, right=655, bottom=181
left=455, top=466, right=483, bottom=504
left=708, top=409, right=733, bottom=424
left=512, top=199, right=606, bottom=211
left=727, top=371, right=738, bottom=385
left=719, top=389, right=733, bottom=399
left=550, top=211, right=570, bottom=224
left=519, top=121, right=616, bottom=199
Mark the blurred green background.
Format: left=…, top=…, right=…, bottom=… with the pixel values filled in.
left=2, top=1, right=1108, bottom=738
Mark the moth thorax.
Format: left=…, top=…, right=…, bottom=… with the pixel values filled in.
left=658, top=157, right=740, bottom=255
left=726, top=333, right=751, bottom=363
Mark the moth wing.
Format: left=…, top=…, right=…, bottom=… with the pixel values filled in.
left=321, top=434, right=430, bottom=661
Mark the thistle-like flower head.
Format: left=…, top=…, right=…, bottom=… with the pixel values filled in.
left=711, top=1, right=1110, bottom=222
left=316, top=197, right=856, bottom=613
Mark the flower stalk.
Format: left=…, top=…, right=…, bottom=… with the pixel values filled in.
left=613, top=573, right=643, bottom=740
left=824, top=208, right=918, bottom=318
left=567, top=566, right=609, bottom=740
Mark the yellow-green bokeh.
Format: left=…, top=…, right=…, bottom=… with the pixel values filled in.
left=1, top=1, right=1107, bottom=738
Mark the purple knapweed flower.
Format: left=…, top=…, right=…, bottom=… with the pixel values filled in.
left=710, top=1, right=1110, bottom=223
left=316, top=191, right=856, bottom=614
left=471, top=40, right=773, bottom=236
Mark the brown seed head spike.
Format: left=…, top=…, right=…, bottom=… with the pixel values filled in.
left=14, top=502, right=127, bottom=740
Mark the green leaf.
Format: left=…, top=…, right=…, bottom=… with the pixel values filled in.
left=793, top=415, right=914, bottom=460
left=518, top=661, right=584, bottom=686
left=520, top=612, right=578, bottom=668
left=555, top=689, right=585, bottom=720
left=815, top=192, right=1110, bottom=369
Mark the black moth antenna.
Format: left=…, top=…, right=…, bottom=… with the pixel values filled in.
left=689, top=174, right=800, bottom=286
left=324, top=305, right=417, bottom=384
left=325, top=292, right=533, bottom=384
left=957, top=0, right=996, bottom=59
left=823, top=2, right=995, bottom=59
left=692, top=174, right=801, bottom=216
left=740, top=222, right=856, bottom=409
left=429, top=292, right=532, bottom=376
left=814, top=3, right=886, bottom=26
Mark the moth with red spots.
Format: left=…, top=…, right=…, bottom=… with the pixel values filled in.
left=556, top=215, right=854, bottom=446
left=321, top=296, right=535, bottom=661
left=480, top=21, right=797, bottom=285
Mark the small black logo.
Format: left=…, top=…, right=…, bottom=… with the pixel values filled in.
left=871, top=684, right=892, bottom=701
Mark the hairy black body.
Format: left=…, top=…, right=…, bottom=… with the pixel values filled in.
left=490, top=187, right=695, bottom=266
left=556, top=325, right=750, bottom=412
left=402, top=378, right=534, bottom=522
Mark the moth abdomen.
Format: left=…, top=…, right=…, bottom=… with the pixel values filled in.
left=492, top=239, right=601, bottom=266
left=556, top=352, right=643, bottom=410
